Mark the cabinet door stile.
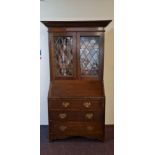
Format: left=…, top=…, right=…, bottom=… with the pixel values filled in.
left=77, top=32, right=81, bottom=80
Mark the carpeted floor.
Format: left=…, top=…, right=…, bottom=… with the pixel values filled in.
left=40, top=125, right=114, bottom=155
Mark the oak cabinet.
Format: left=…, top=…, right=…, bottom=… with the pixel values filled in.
left=42, top=20, right=111, bottom=141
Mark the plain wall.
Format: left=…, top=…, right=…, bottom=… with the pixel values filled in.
left=40, top=0, right=114, bottom=124
left=40, top=23, right=50, bottom=125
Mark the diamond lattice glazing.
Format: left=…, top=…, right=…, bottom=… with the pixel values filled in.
left=80, top=37, right=100, bottom=76
left=54, top=37, right=73, bottom=77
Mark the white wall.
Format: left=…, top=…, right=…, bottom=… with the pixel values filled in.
left=40, top=0, right=114, bottom=125
left=40, top=0, right=113, bottom=22
left=40, top=23, right=50, bottom=125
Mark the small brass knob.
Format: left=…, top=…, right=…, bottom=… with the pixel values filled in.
left=62, top=102, right=70, bottom=108
left=59, top=125, right=67, bottom=131
left=83, top=102, right=91, bottom=108
left=59, top=113, right=67, bottom=119
left=86, top=126, right=94, bottom=131
left=85, top=113, right=93, bottom=119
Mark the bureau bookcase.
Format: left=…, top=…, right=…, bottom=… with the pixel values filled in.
left=42, top=21, right=111, bottom=141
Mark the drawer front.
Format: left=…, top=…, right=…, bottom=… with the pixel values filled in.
left=49, top=122, right=103, bottom=135
left=49, top=99, right=104, bottom=110
left=49, top=110, right=103, bottom=122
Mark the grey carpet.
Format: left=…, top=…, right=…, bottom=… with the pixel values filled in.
left=40, top=125, right=114, bottom=155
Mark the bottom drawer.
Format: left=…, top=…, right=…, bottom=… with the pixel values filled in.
left=49, top=122, right=104, bottom=135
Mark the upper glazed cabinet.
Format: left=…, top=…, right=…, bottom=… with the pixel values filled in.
left=43, top=21, right=111, bottom=81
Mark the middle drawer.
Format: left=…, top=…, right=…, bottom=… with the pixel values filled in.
left=49, top=110, right=103, bottom=122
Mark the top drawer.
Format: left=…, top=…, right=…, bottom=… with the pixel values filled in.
left=48, top=99, right=104, bottom=110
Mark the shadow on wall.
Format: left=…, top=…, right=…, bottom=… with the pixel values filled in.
left=104, top=28, right=114, bottom=124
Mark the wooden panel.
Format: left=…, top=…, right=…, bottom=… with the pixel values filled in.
left=48, top=27, right=105, bottom=32
left=49, top=110, right=103, bottom=122
left=48, top=81, right=105, bottom=98
left=49, top=134, right=104, bottom=141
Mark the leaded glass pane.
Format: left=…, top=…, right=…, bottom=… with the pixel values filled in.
left=54, top=37, right=73, bottom=77
left=80, top=37, right=100, bottom=76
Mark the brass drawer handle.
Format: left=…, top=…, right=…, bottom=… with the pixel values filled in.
left=59, top=113, right=67, bottom=119
left=62, top=102, right=70, bottom=108
left=86, top=126, right=94, bottom=131
left=83, top=102, right=91, bottom=108
left=85, top=113, right=93, bottom=119
left=59, top=125, right=67, bottom=131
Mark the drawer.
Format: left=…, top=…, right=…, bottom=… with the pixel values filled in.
left=49, top=110, right=103, bottom=122
left=49, top=122, right=103, bottom=135
left=48, top=99, right=104, bottom=110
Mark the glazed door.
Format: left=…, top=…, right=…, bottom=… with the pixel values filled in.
left=50, top=32, right=76, bottom=80
left=77, top=32, right=104, bottom=80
